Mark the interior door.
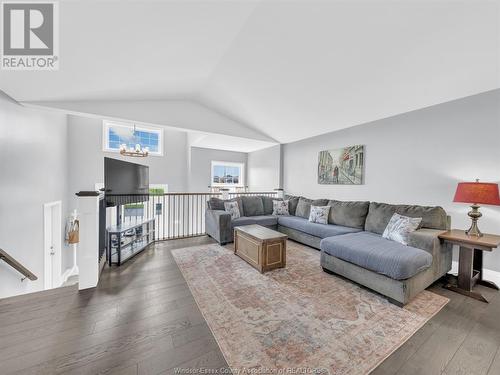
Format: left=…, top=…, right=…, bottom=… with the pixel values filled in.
left=44, top=201, right=62, bottom=289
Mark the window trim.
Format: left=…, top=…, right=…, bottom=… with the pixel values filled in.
left=211, top=161, right=245, bottom=187
left=102, top=120, right=164, bottom=156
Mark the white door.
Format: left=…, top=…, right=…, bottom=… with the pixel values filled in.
left=44, top=201, right=62, bottom=289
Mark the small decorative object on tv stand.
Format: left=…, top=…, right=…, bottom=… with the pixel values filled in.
left=453, top=179, right=500, bottom=237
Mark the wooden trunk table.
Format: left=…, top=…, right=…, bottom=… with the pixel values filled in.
left=234, top=224, right=287, bottom=273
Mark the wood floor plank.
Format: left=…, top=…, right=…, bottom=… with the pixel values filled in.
left=442, top=322, right=500, bottom=375
left=137, top=335, right=221, bottom=375
left=171, top=322, right=213, bottom=348
left=487, top=346, right=500, bottom=375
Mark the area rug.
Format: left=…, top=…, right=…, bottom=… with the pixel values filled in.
left=171, top=241, right=448, bottom=375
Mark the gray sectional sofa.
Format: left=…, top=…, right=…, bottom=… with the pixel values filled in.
left=205, top=195, right=452, bottom=305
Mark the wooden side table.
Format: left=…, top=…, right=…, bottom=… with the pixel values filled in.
left=439, top=229, right=500, bottom=303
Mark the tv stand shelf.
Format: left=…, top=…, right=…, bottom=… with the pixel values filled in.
left=106, top=218, right=155, bottom=266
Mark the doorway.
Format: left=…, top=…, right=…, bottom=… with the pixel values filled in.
left=43, top=201, right=62, bottom=289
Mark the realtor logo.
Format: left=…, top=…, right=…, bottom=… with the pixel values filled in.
left=1, top=1, right=59, bottom=70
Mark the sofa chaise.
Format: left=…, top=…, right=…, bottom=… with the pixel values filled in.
left=205, top=195, right=452, bottom=305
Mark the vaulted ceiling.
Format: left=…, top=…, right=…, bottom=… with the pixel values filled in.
left=1, top=0, right=499, bottom=144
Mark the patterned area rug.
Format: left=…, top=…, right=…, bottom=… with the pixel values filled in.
left=172, top=241, right=448, bottom=375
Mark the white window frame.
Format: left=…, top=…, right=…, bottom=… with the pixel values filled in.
left=102, top=120, right=164, bottom=156
left=211, top=161, right=245, bottom=187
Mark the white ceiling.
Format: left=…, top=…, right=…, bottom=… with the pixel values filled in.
left=1, top=0, right=499, bottom=145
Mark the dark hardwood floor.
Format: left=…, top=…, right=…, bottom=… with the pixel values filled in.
left=1, top=236, right=499, bottom=375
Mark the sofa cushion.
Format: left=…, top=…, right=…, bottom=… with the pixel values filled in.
left=295, top=198, right=329, bottom=219
left=278, top=215, right=361, bottom=238
left=320, top=231, right=433, bottom=280
left=241, top=196, right=264, bottom=217
left=397, top=205, right=448, bottom=230
left=262, top=196, right=276, bottom=215
left=232, top=215, right=278, bottom=228
left=364, top=202, right=398, bottom=234
left=285, top=195, right=301, bottom=216
left=208, top=197, right=244, bottom=216
left=327, top=200, right=369, bottom=229
left=365, top=202, right=448, bottom=234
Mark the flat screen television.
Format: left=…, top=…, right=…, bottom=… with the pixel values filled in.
left=104, top=157, right=149, bottom=205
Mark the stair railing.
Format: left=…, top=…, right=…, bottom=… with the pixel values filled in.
left=0, top=248, right=38, bottom=281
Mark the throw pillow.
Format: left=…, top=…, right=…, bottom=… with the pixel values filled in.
left=224, top=201, right=241, bottom=220
left=308, top=205, right=330, bottom=224
left=295, top=198, right=313, bottom=218
left=272, top=200, right=289, bottom=215
left=382, top=213, right=422, bottom=245
left=285, top=195, right=300, bottom=216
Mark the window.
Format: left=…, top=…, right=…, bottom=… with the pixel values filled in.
left=211, top=161, right=244, bottom=187
left=103, top=121, right=163, bottom=156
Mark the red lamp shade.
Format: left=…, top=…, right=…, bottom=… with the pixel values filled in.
left=453, top=181, right=500, bottom=206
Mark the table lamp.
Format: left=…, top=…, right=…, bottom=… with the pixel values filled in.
left=453, top=179, right=500, bottom=237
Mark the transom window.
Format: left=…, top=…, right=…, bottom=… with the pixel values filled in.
left=103, top=121, right=163, bottom=156
left=211, top=161, right=244, bottom=186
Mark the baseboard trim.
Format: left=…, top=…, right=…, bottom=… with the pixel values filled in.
left=60, top=265, right=79, bottom=286
left=450, top=261, right=500, bottom=286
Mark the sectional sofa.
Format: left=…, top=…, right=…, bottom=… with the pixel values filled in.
left=205, top=195, right=452, bottom=305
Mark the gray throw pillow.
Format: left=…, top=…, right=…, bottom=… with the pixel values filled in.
left=285, top=195, right=300, bottom=215
left=262, top=196, right=276, bottom=215
left=295, top=198, right=312, bottom=218
left=308, top=206, right=330, bottom=224
left=382, top=213, right=422, bottom=245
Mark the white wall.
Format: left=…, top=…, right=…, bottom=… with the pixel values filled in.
left=247, top=145, right=281, bottom=191
left=188, top=147, right=248, bottom=192
left=283, top=90, right=500, bottom=271
left=0, top=93, right=69, bottom=299
left=67, top=115, right=188, bottom=197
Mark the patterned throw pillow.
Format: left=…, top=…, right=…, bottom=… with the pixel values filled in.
left=272, top=200, right=289, bottom=215
left=224, top=201, right=241, bottom=220
left=308, top=206, right=330, bottom=224
left=382, top=213, right=422, bottom=245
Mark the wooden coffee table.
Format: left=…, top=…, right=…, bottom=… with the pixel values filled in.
left=234, top=224, right=287, bottom=273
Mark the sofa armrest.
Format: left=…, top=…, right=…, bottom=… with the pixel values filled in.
left=408, top=228, right=452, bottom=276
left=408, top=228, right=444, bottom=254
left=205, top=209, right=232, bottom=244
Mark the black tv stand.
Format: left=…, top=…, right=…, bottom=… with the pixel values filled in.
left=106, top=218, right=155, bottom=266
